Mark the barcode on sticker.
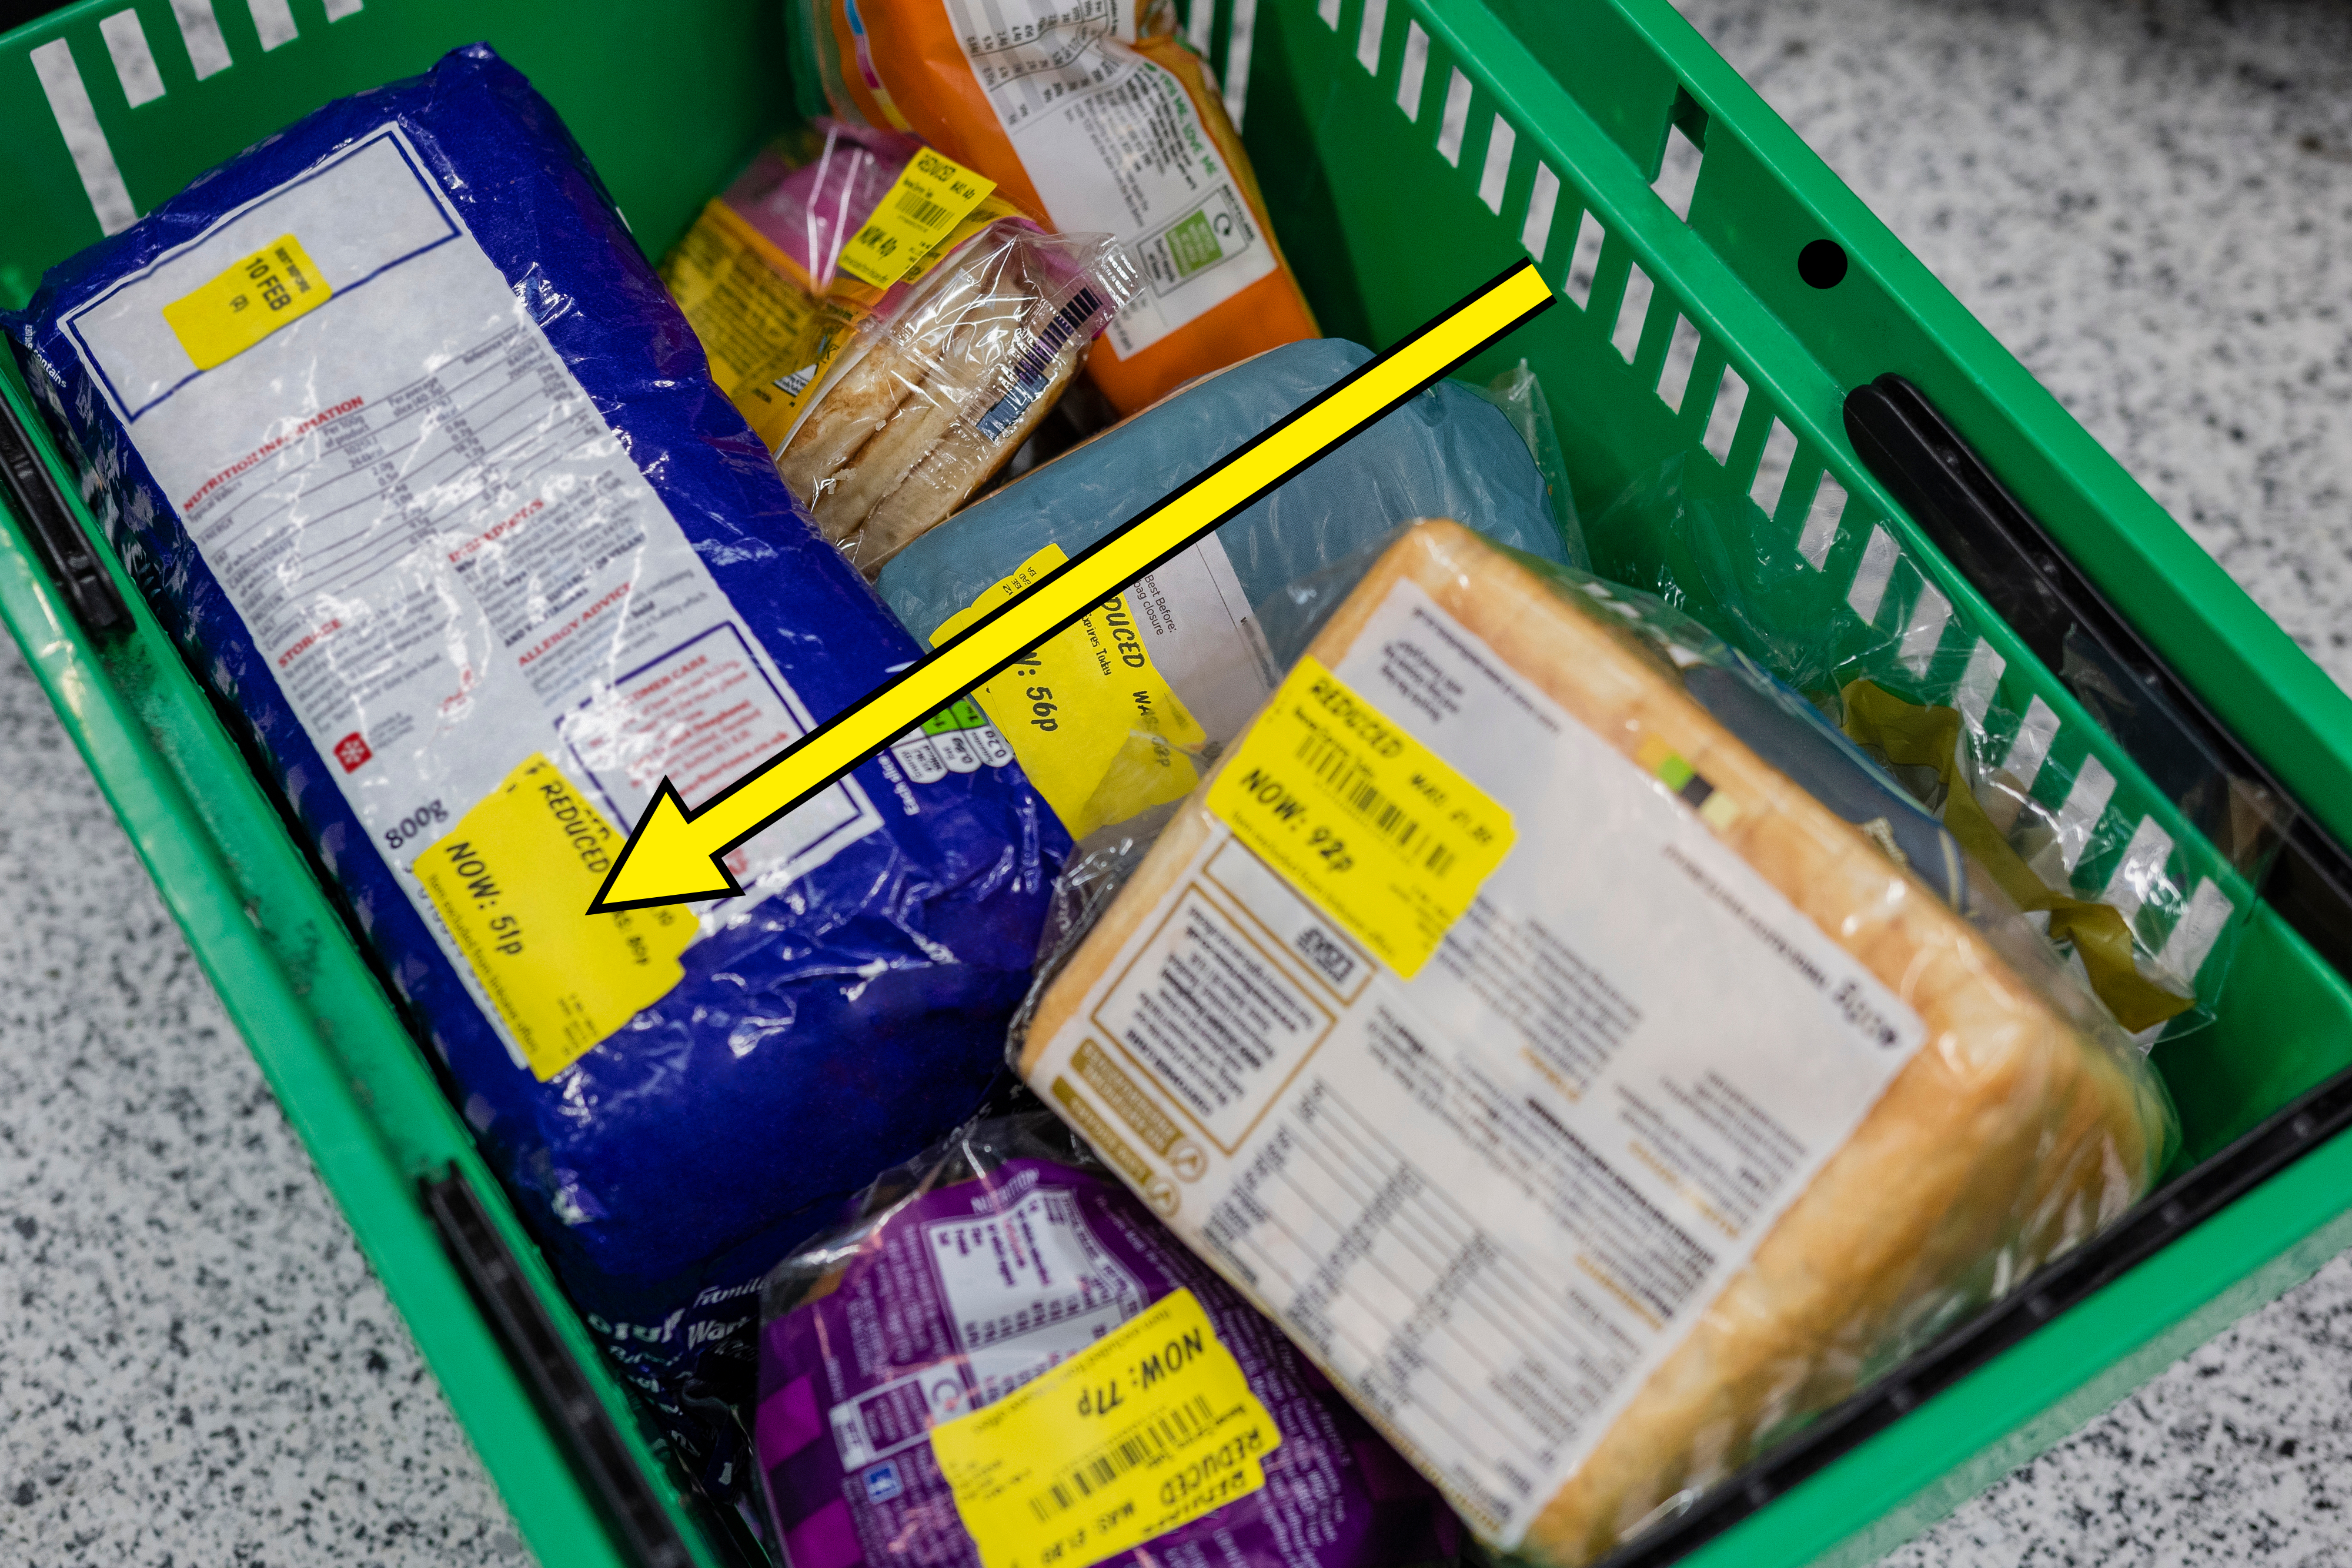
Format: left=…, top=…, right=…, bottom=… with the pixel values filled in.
left=929, top=1289, right=1279, bottom=1568
left=1028, top=1395, right=1217, bottom=1521
left=895, top=187, right=953, bottom=229
left=1297, top=728, right=1456, bottom=877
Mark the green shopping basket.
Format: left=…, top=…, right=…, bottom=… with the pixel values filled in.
left=2, top=1, right=2350, bottom=1566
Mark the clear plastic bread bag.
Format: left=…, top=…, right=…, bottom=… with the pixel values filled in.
left=662, top=119, right=1137, bottom=575
left=1586, top=452, right=2294, bottom=1041
left=1008, top=518, right=2176, bottom=1567
left=749, top=1104, right=1465, bottom=1567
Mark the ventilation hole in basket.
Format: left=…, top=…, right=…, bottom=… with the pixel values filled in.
left=1702, top=366, right=1747, bottom=463
left=1898, top=583, right=1953, bottom=676
left=1798, top=474, right=1846, bottom=568
left=1361, top=0, right=1391, bottom=75
left=1522, top=164, right=1559, bottom=262
left=1395, top=21, right=1428, bottom=117
left=1436, top=69, right=1473, bottom=165
left=1566, top=210, right=1604, bottom=308
left=30, top=40, right=136, bottom=236
left=2002, top=695, right=2061, bottom=790
left=323, top=0, right=363, bottom=16
left=1955, top=640, right=2005, bottom=733
left=1656, top=317, right=1702, bottom=412
left=1750, top=420, right=1798, bottom=516
left=2161, top=879, right=2232, bottom=981
left=2102, top=817, right=2177, bottom=920
left=2052, top=755, right=2117, bottom=876
left=1800, top=238, right=1849, bottom=289
left=1317, top=0, right=1340, bottom=25
left=1846, top=525, right=1900, bottom=623
left=1611, top=265, right=1654, bottom=363
left=1478, top=115, right=1516, bottom=214
left=171, top=0, right=233, bottom=79
left=1652, top=124, right=1703, bottom=222
left=101, top=11, right=166, bottom=107
left=1222, top=0, right=1258, bottom=124
left=248, top=0, right=298, bottom=50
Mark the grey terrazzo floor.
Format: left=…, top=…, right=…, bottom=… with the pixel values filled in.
left=6, top=5, right=2352, bottom=1568
left=0, top=644, right=529, bottom=1566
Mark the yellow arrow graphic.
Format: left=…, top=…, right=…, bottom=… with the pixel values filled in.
left=588, top=260, right=1557, bottom=912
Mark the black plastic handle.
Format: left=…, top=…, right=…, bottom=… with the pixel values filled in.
left=1844, top=373, right=2352, bottom=981
left=420, top=1168, right=696, bottom=1568
left=0, top=394, right=127, bottom=637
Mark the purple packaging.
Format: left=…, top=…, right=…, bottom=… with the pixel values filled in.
left=752, top=1114, right=1461, bottom=1568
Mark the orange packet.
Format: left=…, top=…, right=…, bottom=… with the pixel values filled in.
left=815, top=0, right=1318, bottom=413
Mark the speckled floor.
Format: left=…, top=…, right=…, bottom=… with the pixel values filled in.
left=0, top=648, right=528, bottom=1566
left=6, top=2, right=2352, bottom=1566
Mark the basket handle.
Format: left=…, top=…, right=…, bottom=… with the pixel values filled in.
left=1843, top=373, right=2352, bottom=981
left=420, top=1168, right=700, bottom=1568
left=0, top=394, right=126, bottom=637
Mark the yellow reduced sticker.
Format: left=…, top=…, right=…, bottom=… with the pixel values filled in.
left=1207, top=657, right=1515, bottom=979
left=417, top=755, right=696, bottom=1081
left=662, top=200, right=853, bottom=454
left=930, top=1289, right=1278, bottom=1568
left=933, top=545, right=1205, bottom=838
left=836, top=148, right=997, bottom=288
left=161, top=233, right=330, bottom=371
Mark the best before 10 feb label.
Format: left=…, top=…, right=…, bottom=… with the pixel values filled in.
left=928, top=1288, right=1279, bottom=1568
left=161, top=232, right=331, bottom=370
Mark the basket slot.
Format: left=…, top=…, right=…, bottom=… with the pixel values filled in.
left=1394, top=18, right=1428, bottom=116
left=1698, top=361, right=1746, bottom=464
left=1651, top=121, right=1702, bottom=221
left=171, top=0, right=235, bottom=79
left=1749, top=418, right=1798, bottom=516
left=1797, top=472, right=1846, bottom=567
left=1564, top=208, right=1605, bottom=306
left=1609, top=262, right=1653, bottom=363
left=1357, top=0, right=1388, bottom=74
left=248, top=0, right=299, bottom=51
left=1520, top=161, right=1560, bottom=261
left=99, top=11, right=166, bottom=106
left=1222, top=0, right=1259, bottom=125
left=1655, top=314, right=1700, bottom=412
left=31, top=36, right=139, bottom=235
left=1477, top=111, right=1516, bottom=212
left=1897, top=580, right=1953, bottom=678
left=1846, top=523, right=1899, bottom=624
left=1434, top=65, right=1473, bottom=162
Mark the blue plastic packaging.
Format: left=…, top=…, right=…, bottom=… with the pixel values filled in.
left=8, top=44, right=1064, bottom=1486
left=878, top=338, right=1582, bottom=648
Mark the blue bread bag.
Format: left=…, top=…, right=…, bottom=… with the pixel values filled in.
left=8, top=44, right=1064, bottom=1485
left=878, top=340, right=1581, bottom=837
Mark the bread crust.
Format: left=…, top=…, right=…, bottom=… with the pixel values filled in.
left=1024, top=519, right=2158, bottom=1564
